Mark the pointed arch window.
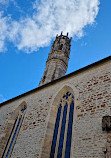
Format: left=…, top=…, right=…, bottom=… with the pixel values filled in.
left=2, top=102, right=27, bottom=158
left=50, top=92, right=74, bottom=158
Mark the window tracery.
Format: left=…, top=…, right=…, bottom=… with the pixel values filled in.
left=50, top=92, right=74, bottom=158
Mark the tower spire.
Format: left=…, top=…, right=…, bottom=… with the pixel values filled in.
left=39, top=32, right=71, bottom=86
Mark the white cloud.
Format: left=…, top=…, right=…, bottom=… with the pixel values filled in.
left=81, top=42, right=87, bottom=47
left=0, top=94, right=6, bottom=103
left=0, top=12, right=10, bottom=52
left=0, top=0, right=9, bottom=5
left=0, top=0, right=100, bottom=53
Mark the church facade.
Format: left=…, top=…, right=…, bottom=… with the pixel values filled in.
left=0, top=33, right=111, bottom=158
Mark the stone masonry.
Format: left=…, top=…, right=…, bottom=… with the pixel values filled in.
left=0, top=57, right=110, bottom=158
left=39, top=32, right=71, bottom=86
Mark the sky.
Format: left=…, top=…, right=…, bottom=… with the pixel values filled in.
left=0, top=0, right=111, bottom=103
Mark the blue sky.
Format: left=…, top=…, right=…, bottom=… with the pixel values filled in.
left=0, top=0, right=111, bottom=103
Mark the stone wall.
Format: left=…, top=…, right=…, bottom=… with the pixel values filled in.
left=71, top=62, right=111, bottom=158
left=0, top=60, right=111, bottom=158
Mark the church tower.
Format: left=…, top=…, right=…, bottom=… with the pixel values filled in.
left=39, top=32, right=71, bottom=86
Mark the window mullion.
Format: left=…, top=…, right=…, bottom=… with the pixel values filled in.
left=54, top=101, right=66, bottom=158
left=65, top=99, right=74, bottom=158
left=62, top=98, right=72, bottom=158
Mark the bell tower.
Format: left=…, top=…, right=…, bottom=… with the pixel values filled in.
left=39, top=32, right=71, bottom=86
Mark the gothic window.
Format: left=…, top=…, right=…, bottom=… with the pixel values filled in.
left=50, top=92, right=74, bottom=158
left=2, top=102, right=27, bottom=158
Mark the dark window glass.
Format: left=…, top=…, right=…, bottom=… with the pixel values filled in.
left=6, top=116, right=22, bottom=158
left=65, top=101, right=74, bottom=158
left=57, top=103, right=68, bottom=158
left=65, top=152, right=70, bottom=158
left=2, top=106, right=27, bottom=158
left=50, top=93, right=74, bottom=158
left=21, top=106, right=26, bottom=113
left=59, top=44, right=63, bottom=50
left=50, top=105, right=62, bottom=158
left=63, top=92, right=71, bottom=99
